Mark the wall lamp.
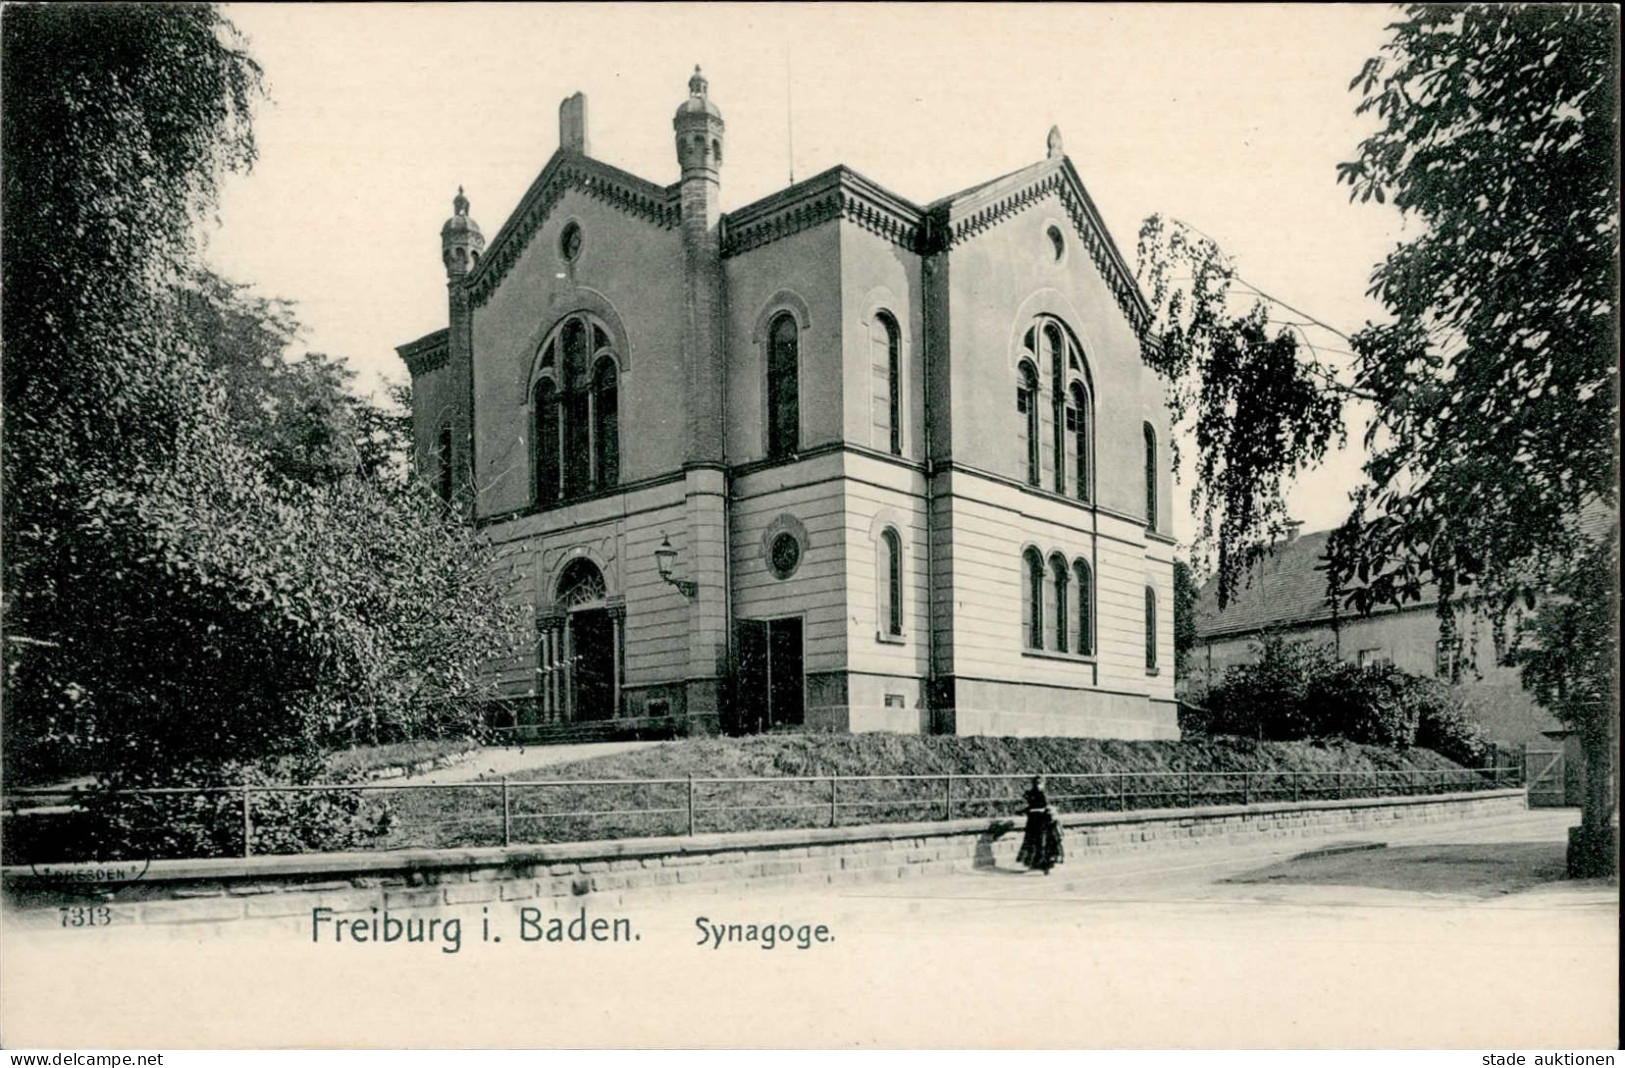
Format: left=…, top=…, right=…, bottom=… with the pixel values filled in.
left=654, top=534, right=698, bottom=598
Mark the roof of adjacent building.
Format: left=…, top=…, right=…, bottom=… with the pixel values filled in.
left=1196, top=505, right=1618, bottom=642
left=1193, top=529, right=1404, bottom=641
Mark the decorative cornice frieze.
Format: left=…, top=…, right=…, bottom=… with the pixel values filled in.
left=935, top=171, right=1065, bottom=248
left=722, top=167, right=925, bottom=258
left=841, top=190, right=921, bottom=250
left=1055, top=167, right=1152, bottom=337
left=723, top=188, right=844, bottom=256
left=468, top=154, right=681, bottom=308
left=395, top=329, right=449, bottom=377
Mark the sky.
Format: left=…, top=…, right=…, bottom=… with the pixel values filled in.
left=207, top=3, right=1413, bottom=548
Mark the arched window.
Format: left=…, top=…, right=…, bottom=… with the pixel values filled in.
left=1017, top=362, right=1040, bottom=486
left=1145, top=585, right=1158, bottom=672
left=1021, top=316, right=1090, bottom=495
left=879, top=528, right=903, bottom=637
left=561, top=319, right=591, bottom=496
left=1074, top=560, right=1094, bottom=657
left=1143, top=423, right=1158, bottom=531
left=532, top=313, right=620, bottom=506
left=1070, top=382, right=1091, bottom=502
left=1046, top=324, right=1066, bottom=494
left=533, top=379, right=559, bottom=503
left=592, top=357, right=618, bottom=489
left=436, top=421, right=454, bottom=503
left=1050, top=554, right=1070, bottom=653
left=1022, top=547, right=1044, bottom=649
left=872, top=312, right=902, bottom=456
left=767, top=312, right=800, bottom=459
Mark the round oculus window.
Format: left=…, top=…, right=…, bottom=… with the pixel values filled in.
left=769, top=532, right=802, bottom=579
left=560, top=222, right=583, bottom=263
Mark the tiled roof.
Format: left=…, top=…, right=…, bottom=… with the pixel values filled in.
left=1194, top=529, right=1432, bottom=640
left=1196, top=505, right=1617, bottom=641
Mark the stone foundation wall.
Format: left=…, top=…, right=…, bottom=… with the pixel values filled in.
left=2, top=789, right=1526, bottom=928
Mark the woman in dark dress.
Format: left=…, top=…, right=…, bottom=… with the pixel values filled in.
left=1016, top=774, right=1064, bottom=873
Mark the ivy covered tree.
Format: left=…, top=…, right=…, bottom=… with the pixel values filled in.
left=2, top=6, right=527, bottom=799
left=1137, top=5, right=1618, bottom=872
left=1510, top=530, right=1620, bottom=876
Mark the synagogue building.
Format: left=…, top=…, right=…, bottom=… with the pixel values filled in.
left=397, top=69, right=1179, bottom=738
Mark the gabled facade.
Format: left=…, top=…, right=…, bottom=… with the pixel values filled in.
left=398, top=71, right=1179, bottom=738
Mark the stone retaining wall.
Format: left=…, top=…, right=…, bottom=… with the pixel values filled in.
left=2, top=789, right=1528, bottom=927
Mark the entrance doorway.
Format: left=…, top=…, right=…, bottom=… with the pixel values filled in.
left=536, top=557, right=622, bottom=723
left=735, top=616, right=804, bottom=733
left=569, top=607, right=616, bottom=722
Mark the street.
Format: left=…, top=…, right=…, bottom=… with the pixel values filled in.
left=2, top=808, right=1615, bottom=1048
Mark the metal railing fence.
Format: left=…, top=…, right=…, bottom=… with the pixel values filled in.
left=2, top=764, right=1523, bottom=865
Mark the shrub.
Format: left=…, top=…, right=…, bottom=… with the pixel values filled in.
left=1415, top=691, right=1490, bottom=767
left=77, top=756, right=393, bottom=861
left=1198, top=634, right=1341, bottom=740
left=1197, top=634, right=1486, bottom=757
left=1305, top=663, right=1419, bottom=747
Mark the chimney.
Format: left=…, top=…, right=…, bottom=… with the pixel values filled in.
left=559, top=92, right=588, bottom=155
left=1285, top=519, right=1304, bottom=543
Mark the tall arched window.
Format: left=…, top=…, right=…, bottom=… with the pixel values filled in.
left=1070, top=383, right=1091, bottom=502
left=1046, top=324, right=1066, bottom=493
left=1018, top=363, right=1040, bottom=486
left=1143, top=423, right=1158, bottom=530
left=1023, top=548, right=1044, bottom=649
left=1074, top=559, right=1094, bottom=656
left=562, top=319, right=591, bottom=496
left=533, top=380, right=559, bottom=502
left=879, top=527, right=903, bottom=637
left=1145, top=585, right=1159, bottom=672
left=436, top=421, right=454, bottom=503
left=871, top=312, right=902, bottom=456
left=1050, top=554, right=1070, bottom=653
left=592, top=357, right=618, bottom=489
left=1021, top=316, right=1090, bottom=496
left=532, top=312, right=620, bottom=506
left=767, top=312, right=800, bottom=459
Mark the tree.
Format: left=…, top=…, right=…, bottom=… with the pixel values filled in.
left=1138, top=4, right=1618, bottom=872
left=1137, top=225, right=1349, bottom=605
left=1329, top=4, right=1617, bottom=622
left=1, top=4, right=261, bottom=511
left=1510, top=529, right=1620, bottom=876
left=5, top=272, right=528, bottom=781
left=1172, top=559, right=1200, bottom=681
left=176, top=270, right=412, bottom=486
left=3, top=3, right=262, bottom=778
left=1336, top=4, right=1618, bottom=875
left=2, top=7, right=528, bottom=791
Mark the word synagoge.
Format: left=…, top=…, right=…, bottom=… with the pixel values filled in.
left=397, top=70, right=1178, bottom=738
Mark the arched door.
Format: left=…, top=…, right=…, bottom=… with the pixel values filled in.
left=545, top=558, right=620, bottom=723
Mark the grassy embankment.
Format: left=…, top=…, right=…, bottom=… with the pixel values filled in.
left=376, top=733, right=1486, bottom=851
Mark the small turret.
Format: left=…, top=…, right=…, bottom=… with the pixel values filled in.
left=672, top=64, right=725, bottom=465
left=673, top=65, right=724, bottom=178
left=440, top=186, right=485, bottom=280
